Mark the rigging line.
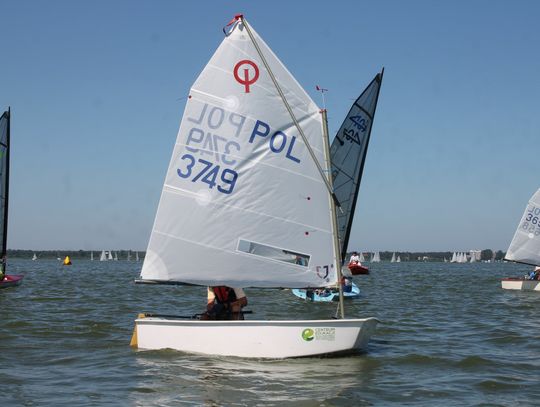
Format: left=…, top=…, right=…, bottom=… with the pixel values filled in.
left=240, top=17, right=341, bottom=208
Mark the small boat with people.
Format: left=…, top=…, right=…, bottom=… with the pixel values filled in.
left=501, top=188, right=540, bottom=291
left=292, top=278, right=361, bottom=302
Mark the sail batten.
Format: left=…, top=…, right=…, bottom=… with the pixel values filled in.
left=505, top=188, right=540, bottom=266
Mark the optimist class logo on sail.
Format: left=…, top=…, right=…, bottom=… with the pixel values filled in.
left=234, top=60, right=259, bottom=93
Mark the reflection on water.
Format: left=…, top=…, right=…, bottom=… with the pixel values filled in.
left=133, top=352, right=376, bottom=406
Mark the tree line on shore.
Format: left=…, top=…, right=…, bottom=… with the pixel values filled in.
left=7, top=249, right=145, bottom=260
left=7, top=249, right=505, bottom=262
left=347, top=250, right=505, bottom=262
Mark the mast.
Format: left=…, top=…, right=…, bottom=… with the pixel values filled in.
left=321, top=109, right=345, bottom=318
left=1, top=108, right=10, bottom=273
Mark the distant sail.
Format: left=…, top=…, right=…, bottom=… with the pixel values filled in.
left=330, top=71, right=383, bottom=262
left=0, top=110, right=9, bottom=270
left=505, top=188, right=540, bottom=266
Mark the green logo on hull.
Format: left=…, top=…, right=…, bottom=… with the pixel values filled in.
left=301, top=328, right=314, bottom=341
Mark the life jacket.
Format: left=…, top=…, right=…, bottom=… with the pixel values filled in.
left=212, top=286, right=237, bottom=304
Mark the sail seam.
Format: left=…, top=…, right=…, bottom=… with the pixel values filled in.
left=161, top=184, right=333, bottom=234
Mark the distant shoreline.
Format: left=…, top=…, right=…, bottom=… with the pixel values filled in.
left=6, top=249, right=505, bottom=262
left=7, top=249, right=145, bottom=260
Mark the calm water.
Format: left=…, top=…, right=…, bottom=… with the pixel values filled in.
left=1, top=259, right=539, bottom=406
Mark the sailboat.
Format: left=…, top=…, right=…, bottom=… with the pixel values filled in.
left=107, top=251, right=113, bottom=261
left=114, top=251, right=118, bottom=261
left=135, top=251, right=139, bottom=261
left=0, top=109, right=23, bottom=288
left=131, top=15, right=379, bottom=358
left=390, top=253, right=396, bottom=263
left=90, top=251, right=94, bottom=261
left=372, top=251, right=381, bottom=262
left=294, top=70, right=382, bottom=296
left=396, top=255, right=401, bottom=263
left=501, top=188, right=540, bottom=291
left=32, top=253, right=37, bottom=261
left=99, top=250, right=107, bottom=261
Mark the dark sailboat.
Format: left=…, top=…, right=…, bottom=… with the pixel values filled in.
left=330, top=70, right=384, bottom=275
left=0, top=108, right=24, bottom=288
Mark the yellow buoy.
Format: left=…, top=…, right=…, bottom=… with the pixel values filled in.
left=63, top=256, right=72, bottom=266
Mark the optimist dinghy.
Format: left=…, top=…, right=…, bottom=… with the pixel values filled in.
left=131, top=15, right=382, bottom=358
left=501, top=188, right=540, bottom=291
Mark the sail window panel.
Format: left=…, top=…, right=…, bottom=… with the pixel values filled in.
left=237, top=239, right=310, bottom=266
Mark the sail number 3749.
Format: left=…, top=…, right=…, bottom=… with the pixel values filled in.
left=177, top=153, right=238, bottom=194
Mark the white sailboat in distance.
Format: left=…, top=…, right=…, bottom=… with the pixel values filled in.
left=131, top=15, right=379, bottom=358
left=502, top=188, right=540, bottom=291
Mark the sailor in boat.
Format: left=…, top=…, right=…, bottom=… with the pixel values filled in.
left=527, top=266, right=540, bottom=280
left=349, top=251, right=361, bottom=265
left=201, top=286, right=247, bottom=320
left=341, top=276, right=353, bottom=293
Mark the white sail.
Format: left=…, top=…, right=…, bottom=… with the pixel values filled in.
left=359, top=252, right=365, bottom=262
left=450, top=252, right=456, bottom=263
left=90, top=251, right=94, bottom=261
left=140, top=19, right=335, bottom=288
left=371, top=251, right=380, bottom=262
left=136, top=251, right=139, bottom=262
left=505, top=188, right=540, bottom=266
left=32, top=253, right=37, bottom=261
left=114, top=251, right=118, bottom=261
left=390, top=252, right=396, bottom=262
left=108, top=251, right=113, bottom=261
left=100, top=250, right=106, bottom=261
left=396, top=255, right=401, bottom=262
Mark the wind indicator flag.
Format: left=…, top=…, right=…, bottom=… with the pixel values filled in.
left=315, top=85, right=328, bottom=109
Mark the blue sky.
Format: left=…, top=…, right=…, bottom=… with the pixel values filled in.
left=1, top=0, right=539, bottom=251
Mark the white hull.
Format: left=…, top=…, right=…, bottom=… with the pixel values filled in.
left=133, top=316, right=378, bottom=358
left=501, top=278, right=540, bottom=291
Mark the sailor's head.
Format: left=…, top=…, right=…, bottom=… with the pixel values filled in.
left=353, top=251, right=358, bottom=255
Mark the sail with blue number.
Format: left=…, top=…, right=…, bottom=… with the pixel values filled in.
left=330, top=71, right=383, bottom=262
left=504, top=188, right=540, bottom=266
left=140, top=18, right=337, bottom=288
